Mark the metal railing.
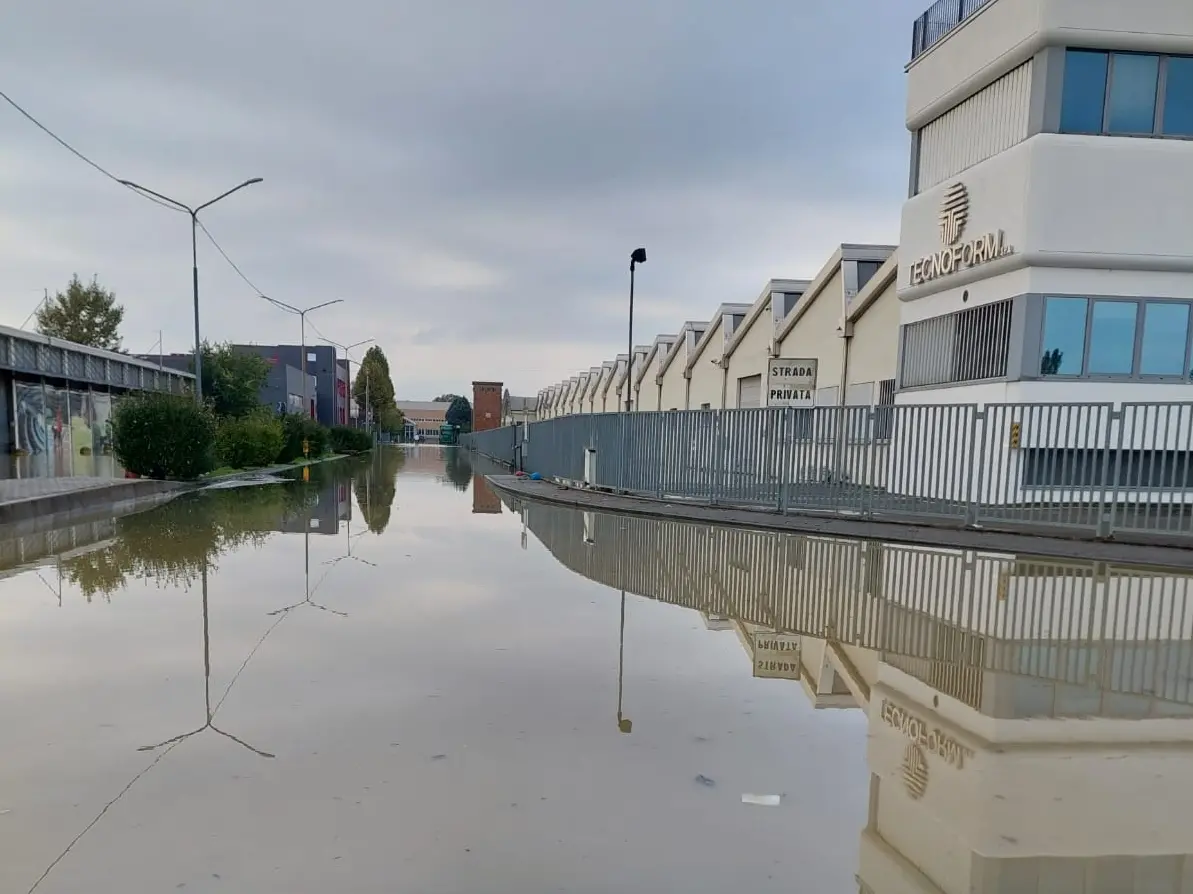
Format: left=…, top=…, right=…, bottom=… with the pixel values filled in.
left=511, top=499, right=1193, bottom=714
left=911, top=0, right=994, bottom=62
left=463, top=401, right=1193, bottom=541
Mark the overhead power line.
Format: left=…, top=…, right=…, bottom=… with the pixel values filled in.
left=0, top=87, right=269, bottom=293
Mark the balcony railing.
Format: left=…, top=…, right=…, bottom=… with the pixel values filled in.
left=910, top=0, right=994, bottom=62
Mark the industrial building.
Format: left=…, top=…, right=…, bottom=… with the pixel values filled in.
left=534, top=0, right=1193, bottom=479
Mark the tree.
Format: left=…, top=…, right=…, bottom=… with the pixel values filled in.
left=37, top=275, right=125, bottom=350
left=433, top=393, right=461, bottom=404
left=354, top=345, right=396, bottom=424
left=446, top=395, right=472, bottom=431
left=193, top=342, right=270, bottom=418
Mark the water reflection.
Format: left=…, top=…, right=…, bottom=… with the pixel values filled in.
left=138, top=567, right=275, bottom=759
left=507, top=495, right=1193, bottom=892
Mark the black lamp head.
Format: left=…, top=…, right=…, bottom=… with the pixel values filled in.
left=630, top=247, right=647, bottom=266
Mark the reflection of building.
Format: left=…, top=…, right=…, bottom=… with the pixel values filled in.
left=471, top=473, right=501, bottom=514
left=396, top=401, right=449, bottom=440
left=514, top=497, right=1193, bottom=892
left=276, top=475, right=351, bottom=535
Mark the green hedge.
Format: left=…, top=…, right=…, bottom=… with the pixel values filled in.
left=112, top=393, right=217, bottom=480
left=278, top=414, right=329, bottom=463
left=328, top=425, right=372, bottom=454
left=216, top=411, right=285, bottom=469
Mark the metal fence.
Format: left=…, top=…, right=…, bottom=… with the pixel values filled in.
left=511, top=498, right=1193, bottom=715
left=910, top=0, right=993, bottom=61
left=463, top=401, right=1193, bottom=541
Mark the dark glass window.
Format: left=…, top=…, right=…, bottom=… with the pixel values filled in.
left=1060, top=50, right=1109, bottom=133
left=1140, top=303, right=1190, bottom=376
left=1106, top=54, right=1160, bottom=133
left=1041, top=297, right=1087, bottom=376
left=1163, top=56, right=1193, bottom=136
left=1087, top=301, right=1138, bottom=375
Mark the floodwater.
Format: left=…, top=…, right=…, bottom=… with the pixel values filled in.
left=2, top=446, right=1192, bottom=893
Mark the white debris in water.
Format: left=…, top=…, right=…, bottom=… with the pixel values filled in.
left=741, top=794, right=781, bottom=807
left=203, top=474, right=290, bottom=490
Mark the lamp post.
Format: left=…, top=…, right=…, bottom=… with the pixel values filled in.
left=118, top=177, right=263, bottom=403
left=626, top=248, right=647, bottom=413
left=317, top=335, right=375, bottom=429
left=260, top=297, right=344, bottom=420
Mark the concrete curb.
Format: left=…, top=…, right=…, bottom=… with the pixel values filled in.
left=487, top=475, right=1193, bottom=570
left=0, top=479, right=184, bottom=530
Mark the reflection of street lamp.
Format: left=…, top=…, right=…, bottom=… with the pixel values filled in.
left=260, top=296, right=345, bottom=420
left=268, top=526, right=348, bottom=618
left=118, top=177, right=263, bottom=404
left=617, top=590, right=632, bottom=734
left=322, top=505, right=376, bottom=570
left=138, top=566, right=275, bottom=758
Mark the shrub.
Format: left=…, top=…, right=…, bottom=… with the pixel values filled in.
left=277, top=414, right=329, bottom=463
left=216, top=411, right=285, bottom=469
left=112, top=393, right=217, bottom=480
left=328, top=425, right=372, bottom=454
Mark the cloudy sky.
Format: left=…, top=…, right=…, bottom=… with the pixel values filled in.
left=1, top=1, right=923, bottom=400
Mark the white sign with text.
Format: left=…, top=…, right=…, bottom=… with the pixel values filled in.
left=767, top=359, right=817, bottom=408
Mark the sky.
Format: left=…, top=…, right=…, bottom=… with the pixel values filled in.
left=1, top=0, right=925, bottom=401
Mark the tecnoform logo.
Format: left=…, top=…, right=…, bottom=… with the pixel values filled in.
left=938, top=182, right=969, bottom=246
left=902, top=743, right=929, bottom=799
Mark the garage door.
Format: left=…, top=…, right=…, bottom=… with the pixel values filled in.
left=737, top=374, right=762, bottom=409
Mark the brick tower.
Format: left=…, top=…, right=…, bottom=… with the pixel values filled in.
left=471, top=381, right=503, bottom=432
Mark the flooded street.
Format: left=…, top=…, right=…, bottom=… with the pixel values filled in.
left=5, top=447, right=1193, bottom=892
left=1, top=448, right=865, bottom=893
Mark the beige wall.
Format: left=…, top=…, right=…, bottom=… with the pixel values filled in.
left=846, top=276, right=899, bottom=396
left=658, top=355, right=687, bottom=411
left=687, top=324, right=727, bottom=410
left=636, top=348, right=668, bottom=412
left=776, top=268, right=845, bottom=406
left=724, top=299, right=773, bottom=410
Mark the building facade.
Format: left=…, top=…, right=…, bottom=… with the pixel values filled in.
left=396, top=400, right=450, bottom=440
left=472, top=381, right=503, bottom=432
left=10, top=326, right=194, bottom=468
left=234, top=344, right=350, bottom=427
left=897, top=0, right=1193, bottom=409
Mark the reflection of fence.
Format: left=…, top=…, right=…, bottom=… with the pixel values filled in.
left=464, top=403, right=1193, bottom=540
left=512, top=498, right=1193, bottom=711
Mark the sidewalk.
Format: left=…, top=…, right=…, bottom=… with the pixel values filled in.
left=487, top=475, right=1193, bottom=571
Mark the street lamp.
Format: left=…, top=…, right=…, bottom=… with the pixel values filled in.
left=260, top=296, right=344, bottom=420
left=118, top=177, right=263, bottom=403
left=318, top=335, right=375, bottom=429
left=626, top=247, right=647, bottom=413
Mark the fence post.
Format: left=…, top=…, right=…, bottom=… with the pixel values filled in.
left=777, top=407, right=792, bottom=513
left=965, top=407, right=986, bottom=526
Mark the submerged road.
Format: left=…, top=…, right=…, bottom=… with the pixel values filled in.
left=4, top=446, right=1192, bottom=892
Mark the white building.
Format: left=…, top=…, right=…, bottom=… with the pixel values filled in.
left=892, top=0, right=1193, bottom=502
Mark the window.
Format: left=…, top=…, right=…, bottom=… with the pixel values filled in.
left=900, top=299, right=1013, bottom=388
left=1040, top=296, right=1193, bottom=380
left=1140, top=303, right=1191, bottom=375
left=855, top=261, right=883, bottom=292
left=1041, top=297, right=1086, bottom=375
left=1060, top=50, right=1193, bottom=138
left=1106, top=54, right=1159, bottom=133
left=1164, top=57, right=1193, bottom=136
left=1060, top=50, right=1108, bottom=133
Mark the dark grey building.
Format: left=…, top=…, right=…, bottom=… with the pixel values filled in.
left=136, top=351, right=316, bottom=418
left=234, top=344, right=349, bottom=427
